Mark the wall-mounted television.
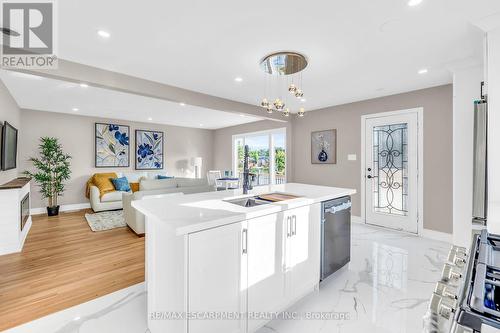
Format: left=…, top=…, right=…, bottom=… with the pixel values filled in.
left=1, top=121, right=18, bottom=171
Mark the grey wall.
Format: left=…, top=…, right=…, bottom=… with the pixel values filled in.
left=20, top=109, right=214, bottom=208
left=18, top=83, right=453, bottom=233
left=212, top=85, right=453, bottom=234
left=0, top=80, right=21, bottom=185
left=291, top=85, right=453, bottom=233
left=213, top=120, right=293, bottom=177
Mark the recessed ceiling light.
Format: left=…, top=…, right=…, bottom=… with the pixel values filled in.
left=300, top=98, right=306, bottom=102
left=418, top=68, right=428, bottom=74
left=147, top=117, right=153, bottom=121
left=234, top=77, right=243, bottom=83
left=72, top=107, right=79, bottom=112
left=179, top=102, right=186, bottom=107
left=79, top=83, right=88, bottom=88
left=97, top=30, right=111, bottom=38
left=408, top=0, right=423, bottom=6
left=240, top=114, right=246, bottom=117
left=199, top=124, right=204, bottom=127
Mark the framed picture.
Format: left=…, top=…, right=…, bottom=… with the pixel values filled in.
left=135, top=129, right=164, bottom=170
left=95, top=123, right=130, bottom=167
left=311, top=129, right=337, bottom=164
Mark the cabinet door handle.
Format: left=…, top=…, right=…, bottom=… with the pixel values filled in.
left=286, top=216, right=291, bottom=238
left=242, top=229, right=248, bottom=254
left=292, top=215, right=297, bottom=236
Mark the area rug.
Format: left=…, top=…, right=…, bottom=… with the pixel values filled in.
left=85, top=210, right=126, bottom=232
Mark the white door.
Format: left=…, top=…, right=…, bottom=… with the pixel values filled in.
left=247, top=213, right=286, bottom=332
left=284, top=204, right=321, bottom=302
left=188, top=221, right=247, bottom=333
left=364, top=112, right=419, bottom=233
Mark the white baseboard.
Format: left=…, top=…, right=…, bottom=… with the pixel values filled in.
left=419, top=228, right=453, bottom=243
left=352, top=215, right=452, bottom=243
left=351, top=215, right=363, bottom=224
left=30, top=203, right=91, bottom=216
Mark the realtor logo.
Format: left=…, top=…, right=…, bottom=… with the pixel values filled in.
left=1, top=0, right=57, bottom=69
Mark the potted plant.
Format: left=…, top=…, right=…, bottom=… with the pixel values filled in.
left=24, top=137, right=71, bottom=216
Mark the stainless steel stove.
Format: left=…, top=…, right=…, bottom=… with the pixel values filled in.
left=424, top=230, right=500, bottom=332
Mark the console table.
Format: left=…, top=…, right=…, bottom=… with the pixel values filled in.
left=0, top=177, right=32, bottom=255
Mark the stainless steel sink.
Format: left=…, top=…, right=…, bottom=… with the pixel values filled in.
left=224, top=196, right=271, bottom=207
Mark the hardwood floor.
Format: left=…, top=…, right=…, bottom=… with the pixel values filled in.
left=0, top=210, right=145, bottom=331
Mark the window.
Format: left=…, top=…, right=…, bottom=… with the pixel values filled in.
left=232, top=128, right=286, bottom=186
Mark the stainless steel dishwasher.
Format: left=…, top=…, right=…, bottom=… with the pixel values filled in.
left=321, top=196, right=351, bottom=281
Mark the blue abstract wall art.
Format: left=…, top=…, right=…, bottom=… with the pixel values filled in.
left=95, top=123, right=130, bottom=167
left=135, top=129, right=164, bottom=170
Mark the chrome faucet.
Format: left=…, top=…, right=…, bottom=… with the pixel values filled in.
left=242, top=145, right=253, bottom=194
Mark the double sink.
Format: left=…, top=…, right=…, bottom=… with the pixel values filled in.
left=224, top=193, right=300, bottom=208
left=225, top=196, right=271, bottom=207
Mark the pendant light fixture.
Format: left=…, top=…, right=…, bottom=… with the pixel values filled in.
left=259, top=51, right=308, bottom=118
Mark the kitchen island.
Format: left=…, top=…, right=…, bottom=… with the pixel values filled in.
left=132, top=183, right=356, bottom=333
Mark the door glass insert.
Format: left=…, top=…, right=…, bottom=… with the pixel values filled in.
left=372, top=123, right=408, bottom=216
left=273, top=132, right=286, bottom=184
left=245, top=135, right=270, bottom=186
left=235, top=137, right=244, bottom=176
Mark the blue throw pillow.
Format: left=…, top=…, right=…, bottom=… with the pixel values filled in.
left=111, top=177, right=131, bottom=192
left=157, top=175, right=174, bottom=180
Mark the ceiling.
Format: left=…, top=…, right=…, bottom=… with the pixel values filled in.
left=52, top=0, right=500, bottom=112
left=0, top=71, right=262, bottom=129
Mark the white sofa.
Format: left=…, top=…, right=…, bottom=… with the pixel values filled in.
left=89, top=186, right=125, bottom=212
left=123, top=177, right=215, bottom=235
left=89, top=172, right=170, bottom=213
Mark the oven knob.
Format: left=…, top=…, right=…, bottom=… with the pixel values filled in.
left=439, top=304, right=455, bottom=320
left=441, top=264, right=462, bottom=283
left=434, top=281, right=458, bottom=300
left=447, top=251, right=467, bottom=268
left=429, top=293, right=457, bottom=320
left=450, top=245, right=467, bottom=257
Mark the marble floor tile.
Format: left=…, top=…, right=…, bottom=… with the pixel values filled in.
left=4, top=222, right=449, bottom=333
left=256, top=223, right=449, bottom=333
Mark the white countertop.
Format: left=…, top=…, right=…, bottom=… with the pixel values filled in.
left=132, top=183, right=356, bottom=235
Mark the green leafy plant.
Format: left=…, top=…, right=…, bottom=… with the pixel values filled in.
left=24, top=137, right=71, bottom=208
left=275, top=147, right=286, bottom=175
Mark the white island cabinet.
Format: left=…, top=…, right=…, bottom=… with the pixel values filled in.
left=189, top=220, right=248, bottom=333
left=248, top=205, right=321, bottom=332
left=132, top=183, right=355, bottom=333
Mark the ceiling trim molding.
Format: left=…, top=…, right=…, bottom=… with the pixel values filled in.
left=471, top=11, right=500, bottom=32
left=15, top=59, right=287, bottom=123
left=445, top=57, right=484, bottom=73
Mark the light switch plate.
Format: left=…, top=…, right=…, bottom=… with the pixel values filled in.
left=348, top=154, right=357, bottom=161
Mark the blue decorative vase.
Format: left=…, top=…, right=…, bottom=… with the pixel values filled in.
left=318, top=149, right=328, bottom=162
